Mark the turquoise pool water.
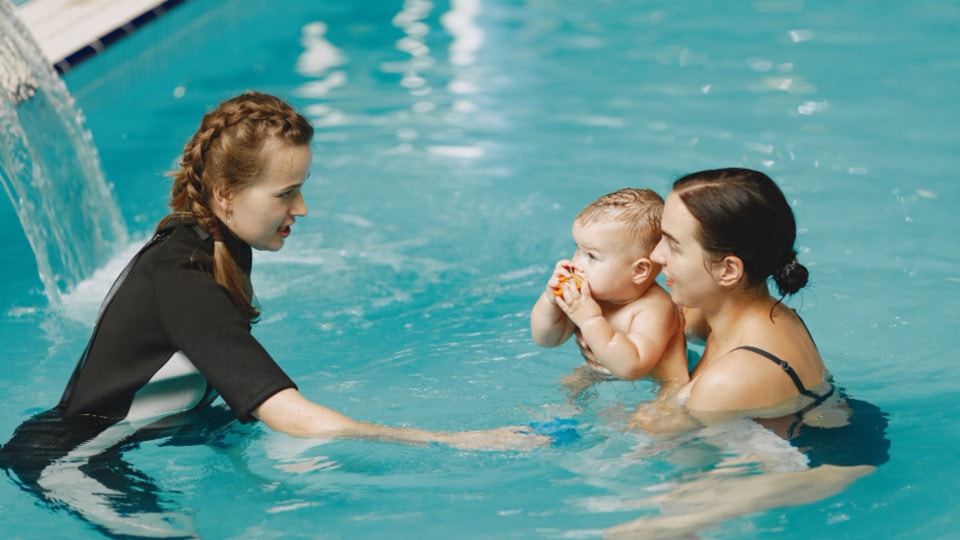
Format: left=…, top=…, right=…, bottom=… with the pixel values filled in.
left=2, top=0, right=958, bottom=538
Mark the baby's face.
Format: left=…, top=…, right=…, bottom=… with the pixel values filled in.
left=570, top=221, right=644, bottom=301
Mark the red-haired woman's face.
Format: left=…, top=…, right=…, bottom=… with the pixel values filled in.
left=650, top=193, right=719, bottom=308
left=223, top=143, right=312, bottom=251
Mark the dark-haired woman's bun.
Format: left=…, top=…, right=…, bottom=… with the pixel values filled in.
left=772, top=250, right=808, bottom=296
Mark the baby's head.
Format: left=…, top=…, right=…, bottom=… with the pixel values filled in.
left=575, top=188, right=663, bottom=260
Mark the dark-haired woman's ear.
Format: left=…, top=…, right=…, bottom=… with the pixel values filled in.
left=715, top=255, right=744, bottom=289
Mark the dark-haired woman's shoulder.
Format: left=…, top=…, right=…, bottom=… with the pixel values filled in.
left=684, top=348, right=803, bottom=414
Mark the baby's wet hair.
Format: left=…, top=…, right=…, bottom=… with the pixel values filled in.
left=576, top=188, right=664, bottom=256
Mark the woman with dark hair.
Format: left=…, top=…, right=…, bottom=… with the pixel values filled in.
left=609, top=168, right=888, bottom=537
left=656, top=167, right=825, bottom=413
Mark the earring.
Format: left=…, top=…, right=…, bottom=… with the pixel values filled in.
left=225, top=209, right=232, bottom=224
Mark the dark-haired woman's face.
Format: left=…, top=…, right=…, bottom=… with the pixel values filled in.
left=650, top=193, right=719, bottom=307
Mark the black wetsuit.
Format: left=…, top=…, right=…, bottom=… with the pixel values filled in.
left=738, top=345, right=890, bottom=468
left=0, top=217, right=296, bottom=509
left=61, top=217, right=296, bottom=422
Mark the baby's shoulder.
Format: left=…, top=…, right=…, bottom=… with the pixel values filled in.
left=633, top=282, right=676, bottom=314
left=621, top=285, right=678, bottom=330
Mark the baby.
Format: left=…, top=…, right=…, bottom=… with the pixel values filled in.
left=530, top=188, right=688, bottom=397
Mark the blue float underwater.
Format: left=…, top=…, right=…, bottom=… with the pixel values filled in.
left=526, top=418, right=581, bottom=446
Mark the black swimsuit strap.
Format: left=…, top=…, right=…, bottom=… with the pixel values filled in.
left=734, top=344, right=837, bottom=439
left=734, top=345, right=822, bottom=399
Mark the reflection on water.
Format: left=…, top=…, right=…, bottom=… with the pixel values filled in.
left=0, top=405, right=240, bottom=538
left=0, top=0, right=957, bottom=538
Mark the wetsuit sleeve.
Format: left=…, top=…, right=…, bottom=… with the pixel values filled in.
left=153, top=253, right=296, bottom=423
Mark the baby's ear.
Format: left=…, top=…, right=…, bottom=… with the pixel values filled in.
left=632, top=257, right=653, bottom=283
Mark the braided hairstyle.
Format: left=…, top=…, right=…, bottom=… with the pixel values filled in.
left=159, top=91, right=314, bottom=321
left=672, top=168, right=809, bottom=298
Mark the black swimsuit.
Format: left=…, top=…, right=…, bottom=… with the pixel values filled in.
left=736, top=345, right=890, bottom=468
left=735, top=345, right=836, bottom=435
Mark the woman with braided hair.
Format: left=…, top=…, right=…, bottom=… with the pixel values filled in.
left=607, top=168, right=889, bottom=537
left=1, top=92, right=543, bottom=537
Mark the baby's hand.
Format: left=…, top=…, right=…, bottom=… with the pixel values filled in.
left=552, top=272, right=584, bottom=297
left=547, top=261, right=584, bottom=300
left=556, top=279, right=602, bottom=326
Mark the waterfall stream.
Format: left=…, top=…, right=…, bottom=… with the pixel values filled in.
left=0, top=0, right=127, bottom=306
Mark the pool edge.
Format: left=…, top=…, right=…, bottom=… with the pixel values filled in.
left=16, top=0, right=189, bottom=74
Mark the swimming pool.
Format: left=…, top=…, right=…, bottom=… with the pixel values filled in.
left=2, top=0, right=958, bottom=538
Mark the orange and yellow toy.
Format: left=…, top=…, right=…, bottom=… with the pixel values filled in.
left=553, top=273, right=584, bottom=297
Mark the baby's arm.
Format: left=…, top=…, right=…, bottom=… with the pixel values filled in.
left=530, top=260, right=578, bottom=347
left=572, top=294, right=679, bottom=381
